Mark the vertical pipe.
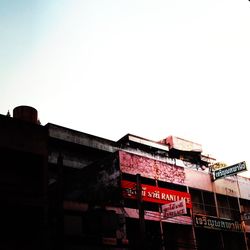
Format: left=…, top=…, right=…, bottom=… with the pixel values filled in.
left=186, top=186, right=198, bottom=250
left=213, top=191, right=225, bottom=249
left=156, top=179, right=166, bottom=250
left=236, top=175, right=249, bottom=250
left=56, top=153, right=64, bottom=250
left=136, top=174, right=146, bottom=250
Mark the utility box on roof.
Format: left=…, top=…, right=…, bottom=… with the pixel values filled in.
left=166, top=136, right=202, bottom=152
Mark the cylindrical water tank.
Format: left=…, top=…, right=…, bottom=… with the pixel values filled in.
left=13, top=106, right=38, bottom=124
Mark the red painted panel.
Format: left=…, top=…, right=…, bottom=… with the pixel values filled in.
left=121, top=180, right=192, bottom=208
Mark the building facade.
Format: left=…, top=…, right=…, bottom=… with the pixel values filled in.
left=1, top=106, right=250, bottom=250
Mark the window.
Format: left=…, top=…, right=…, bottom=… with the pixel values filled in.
left=240, top=198, right=250, bottom=225
left=216, top=194, right=240, bottom=220
left=157, top=180, right=187, bottom=192
left=189, top=188, right=216, bottom=216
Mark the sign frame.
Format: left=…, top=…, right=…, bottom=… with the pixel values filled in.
left=121, top=180, right=192, bottom=208
left=194, top=214, right=244, bottom=232
left=162, top=199, right=187, bottom=218
left=212, top=161, right=247, bottom=181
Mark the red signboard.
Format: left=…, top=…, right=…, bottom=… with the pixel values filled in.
left=121, top=180, right=192, bottom=208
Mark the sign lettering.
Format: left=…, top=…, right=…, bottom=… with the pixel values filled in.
left=212, top=161, right=247, bottom=181
left=162, top=199, right=187, bottom=218
left=243, top=212, right=250, bottom=221
left=194, top=214, right=244, bottom=232
left=121, top=180, right=192, bottom=208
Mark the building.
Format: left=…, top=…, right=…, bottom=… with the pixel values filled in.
left=1, top=106, right=250, bottom=250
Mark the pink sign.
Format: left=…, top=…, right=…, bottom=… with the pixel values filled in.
left=162, top=199, right=187, bottom=218
left=119, top=151, right=185, bottom=184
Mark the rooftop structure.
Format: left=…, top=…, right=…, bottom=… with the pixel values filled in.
left=1, top=106, right=249, bottom=250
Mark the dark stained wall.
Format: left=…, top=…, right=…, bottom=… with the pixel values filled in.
left=0, top=114, right=49, bottom=250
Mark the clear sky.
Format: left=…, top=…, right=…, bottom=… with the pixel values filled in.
left=1, top=0, right=250, bottom=175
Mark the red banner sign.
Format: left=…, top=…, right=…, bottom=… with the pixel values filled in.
left=121, top=180, right=192, bottom=208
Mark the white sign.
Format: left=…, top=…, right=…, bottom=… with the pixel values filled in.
left=243, top=212, right=250, bottom=221
left=162, top=199, right=187, bottom=218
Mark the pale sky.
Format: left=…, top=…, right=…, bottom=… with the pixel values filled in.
left=1, top=0, right=250, bottom=175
